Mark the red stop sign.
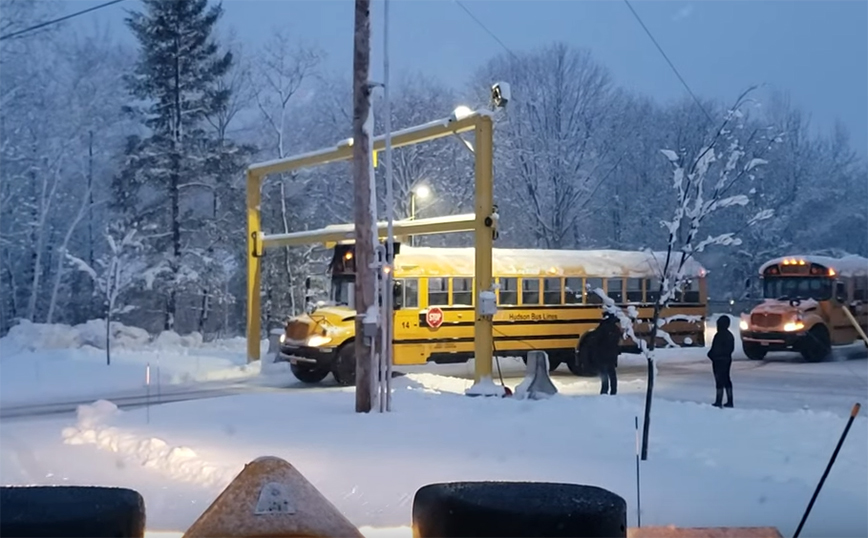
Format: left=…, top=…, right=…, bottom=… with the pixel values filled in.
left=426, top=307, right=444, bottom=329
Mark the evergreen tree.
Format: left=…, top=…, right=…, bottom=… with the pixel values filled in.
left=114, top=0, right=241, bottom=332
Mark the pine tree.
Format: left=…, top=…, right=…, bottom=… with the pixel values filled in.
left=115, top=0, right=236, bottom=332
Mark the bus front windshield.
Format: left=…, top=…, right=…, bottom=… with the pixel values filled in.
left=763, top=277, right=832, bottom=301
left=331, top=276, right=355, bottom=308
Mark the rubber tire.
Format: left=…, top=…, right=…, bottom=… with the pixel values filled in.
left=743, top=342, right=767, bottom=361
left=567, top=336, right=597, bottom=377
left=290, top=363, right=330, bottom=384
left=331, top=342, right=356, bottom=386
left=801, top=325, right=831, bottom=363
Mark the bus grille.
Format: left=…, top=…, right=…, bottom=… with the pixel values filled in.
left=751, top=313, right=781, bottom=328
left=286, top=320, right=311, bottom=342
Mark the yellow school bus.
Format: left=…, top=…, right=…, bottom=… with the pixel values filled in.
left=278, top=245, right=709, bottom=385
left=739, top=255, right=868, bottom=362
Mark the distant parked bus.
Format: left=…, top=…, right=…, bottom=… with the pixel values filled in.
left=278, top=245, right=708, bottom=386
left=739, top=255, right=868, bottom=362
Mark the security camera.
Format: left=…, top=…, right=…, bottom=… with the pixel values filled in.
left=491, top=81, right=510, bottom=108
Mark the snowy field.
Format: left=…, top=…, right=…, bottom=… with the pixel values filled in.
left=1, top=317, right=867, bottom=538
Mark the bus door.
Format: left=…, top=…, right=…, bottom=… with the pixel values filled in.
left=392, top=278, right=425, bottom=363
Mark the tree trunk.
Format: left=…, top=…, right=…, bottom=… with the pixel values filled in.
left=168, top=32, right=183, bottom=332
left=106, top=309, right=112, bottom=366
left=352, top=0, right=374, bottom=413
left=47, top=187, right=91, bottom=323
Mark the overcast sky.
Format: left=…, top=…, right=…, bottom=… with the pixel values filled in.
left=70, top=0, right=868, bottom=153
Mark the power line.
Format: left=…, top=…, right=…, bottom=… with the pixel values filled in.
left=453, top=0, right=519, bottom=60
left=622, top=0, right=714, bottom=124
left=0, top=0, right=128, bottom=42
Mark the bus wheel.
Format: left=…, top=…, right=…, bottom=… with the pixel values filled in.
left=800, top=326, right=831, bottom=363
left=290, top=363, right=330, bottom=384
left=332, top=342, right=356, bottom=386
left=743, top=342, right=767, bottom=361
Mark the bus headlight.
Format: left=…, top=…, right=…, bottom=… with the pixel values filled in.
left=306, top=335, right=332, bottom=347
left=783, top=321, right=805, bottom=332
left=739, top=319, right=748, bottom=331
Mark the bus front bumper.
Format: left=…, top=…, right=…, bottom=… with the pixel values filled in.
left=277, top=344, right=335, bottom=369
left=741, top=330, right=805, bottom=350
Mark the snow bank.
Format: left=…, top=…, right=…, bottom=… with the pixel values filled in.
left=0, top=320, right=269, bottom=406
left=62, top=400, right=236, bottom=488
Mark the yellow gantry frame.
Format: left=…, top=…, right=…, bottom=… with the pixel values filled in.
left=246, top=111, right=496, bottom=385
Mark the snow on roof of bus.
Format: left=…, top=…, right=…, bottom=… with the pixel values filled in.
left=393, top=247, right=706, bottom=278
left=759, top=255, right=868, bottom=277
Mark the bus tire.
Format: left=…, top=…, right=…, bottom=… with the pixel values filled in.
left=331, top=341, right=356, bottom=386
left=567, top=337, right=597, bottom=377
left=743, top=342, right=767, bottom=361
left=290, top=363, right=330, bottom=384
left=800, top=325, right=831, bottom=363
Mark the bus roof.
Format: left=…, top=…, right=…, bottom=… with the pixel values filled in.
left=759, top=255, right=868, bottom=277
left=393, top=247, right=707, bottom=279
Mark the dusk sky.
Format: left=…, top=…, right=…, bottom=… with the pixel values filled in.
left=70, top=0, right=868, bottom=152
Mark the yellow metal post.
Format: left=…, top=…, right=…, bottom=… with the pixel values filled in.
left=246, top=170, right=262, bottom=363
left=472, top=115, right=494, bottom=385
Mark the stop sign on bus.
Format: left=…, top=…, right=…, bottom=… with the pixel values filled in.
left=426, top=307, right=444, bottom=329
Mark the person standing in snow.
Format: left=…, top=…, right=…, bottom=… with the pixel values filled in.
left=593, top=313, right=622, bottom=395
left=707, top=315, right=735, bottom=407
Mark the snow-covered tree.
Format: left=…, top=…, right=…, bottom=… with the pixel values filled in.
left=66, top=224, right=156, bottom=365
left=591, top=88, right=777, bottom=460
left=115, top=0, right=244, bottom=332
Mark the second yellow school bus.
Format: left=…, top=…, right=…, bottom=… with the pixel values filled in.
left=278, top=245, right=708, bottom=385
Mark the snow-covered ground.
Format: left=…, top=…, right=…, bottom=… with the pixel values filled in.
left=1, top=316, right=866, bottom=537
left=0, top=320, right=272, bottom=406
left=2, top=373, right=866, bottom=537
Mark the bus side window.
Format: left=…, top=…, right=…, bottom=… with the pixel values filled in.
left=855, top=277, right=868, bottom=302
left=626, top=278, right=643, bottom=303
left=393, top=279, right=404, bottom=309
left=404, top=278, right=419, bottom=308
left=565, top=278, right=583, bottom=304
left=522, top=278, right=540, bottom=306
left=586, top=277, right=603, bottom=304
left=684, top=279, right=700, bottom=303
left=428, top=277, right=449, bottom=306
left=452, top=277, right=473, bottom=306
left=646, top=279, right=660, bottom=304
left=835, top=281, right=847, bottom=303
left=543, top=278, right=561, bottom=305
left=606, top=278, right=623, bottom=303
left=499, top=277, right=518, bottom=305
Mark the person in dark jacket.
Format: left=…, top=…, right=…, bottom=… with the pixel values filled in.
left=707, top=315, right=735, bottom=407
left=593, top=313, right=622, bottom=395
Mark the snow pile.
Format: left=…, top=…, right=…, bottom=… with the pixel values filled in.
left=0, top=320, right=270, bottom=406
left=0, top=319, right=151, bottom=353
left=62, top=400, right=237, bottom=488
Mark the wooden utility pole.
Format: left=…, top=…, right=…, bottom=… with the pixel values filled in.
left=352, top=0, right=375, bottom=413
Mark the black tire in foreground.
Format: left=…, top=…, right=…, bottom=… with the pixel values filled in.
left=412, top=481, right=627, bottom=538
left=0, top=486, right=146, bottom=538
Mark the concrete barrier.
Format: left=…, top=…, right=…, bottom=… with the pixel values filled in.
left=412, top=481, right=626, bottom=537
left=183, top=456, right=363, bottom=538
left=0, top=485, right=145, bottom=538
left=514, top=350, right=558, bottom=400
